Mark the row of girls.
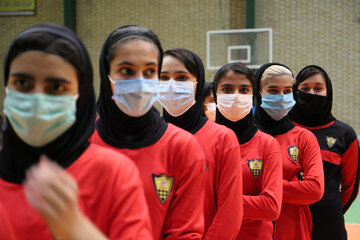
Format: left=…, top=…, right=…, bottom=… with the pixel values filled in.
left=0, top=23, right=359, bottom=240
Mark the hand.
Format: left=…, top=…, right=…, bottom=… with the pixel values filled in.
left=24, top=155, right=80, bottom=238
left=24, top=156, right=107, bottom=240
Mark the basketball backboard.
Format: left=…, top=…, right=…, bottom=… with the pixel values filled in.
left=206, top=28, right=272, bottom=70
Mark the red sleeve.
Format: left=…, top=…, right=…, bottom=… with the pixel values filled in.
left=162, top=135, right=205, bottom=240
left=243, top=138, right=283, bottom=221
left=108, top=158, right=153, bottom=240
left=340, top=139, right=360, bottom=213
left=283, top=131, right=324, bottom=204
left=204, top=132, right=243, bottom=240
left=0, top=203, right=17, bottom=240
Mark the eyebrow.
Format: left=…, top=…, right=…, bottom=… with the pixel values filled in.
left=116, top=61, right=157, bottom=66
left=220, top=83, right=233, bottom=87
left=10, top=72, right=35, bottom=80
left=160, top=70, right=190, bottom=74
left=45, top=77, right=72, bottom=84
left=268, top=85, right=292, bottom=88
left=116, top=61, right=134, bottom=66
left=299, top=82, right=325, bottom=85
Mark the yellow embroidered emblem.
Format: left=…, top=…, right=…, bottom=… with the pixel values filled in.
left=326, top=136, right=337, bottom=148
left=152, top=174, right=173, bottom=204
left=247, top=159, right=263, bottom=178
left=288, top=145, right=299, bottom=163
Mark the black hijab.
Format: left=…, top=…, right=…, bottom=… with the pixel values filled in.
left=212, top=63, right=257, bottom=144
left=96, top=25, right=167, bottom=149
left=162, top=49, right=207, bottom=134
left=253, top=62, right=295, bottom=136
left=288, top=65, right=335, bottom=127
left=0, top=24, right=95, bottom=183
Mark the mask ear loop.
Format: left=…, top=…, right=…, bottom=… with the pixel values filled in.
left=108, top=75, right=116, bottom=84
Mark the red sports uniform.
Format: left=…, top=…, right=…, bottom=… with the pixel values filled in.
left=236, top=130, right=283, bottom=240
left=0, top=144, right=152, bottom=240
left=91, top=123, right=206, bottom=240
left=0, top=202, right=17, bottom=240
left=273, top=126, right=324, bottom=240
left=195, top=120, right=243, bottom=240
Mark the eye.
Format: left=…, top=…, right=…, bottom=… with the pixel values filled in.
left=175, top=74, right=189, bottom=81
left=268, top=89, right=279, bottom=94
left=299, top=87, right=310, bottom=92
left=144, top=68, right=156, bottom=78
left=222, top=87, right=233, bottom=94
left=315, top=87, right=323, bottom=92
left=239, top=87, right=249, bottom=94
left=159, top=74, right=169, bottom=81
left=119, top=67, right=134, bottom=76
left=13, top=78, right=34, bottom=92
left=45, top=82, right=68, bottom=95
left=283, top=89, right=292, bottom=94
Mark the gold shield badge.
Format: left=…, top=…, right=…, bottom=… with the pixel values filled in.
left=247, top=159, right=263, bottom=178
left=326, top=136, right=337, bottom=148
left=288, top=145, right=299, bottom=163
left=152, top=174, right=173, bottom=204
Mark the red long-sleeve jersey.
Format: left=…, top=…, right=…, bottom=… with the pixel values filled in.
left=236, top=130, right=283, bottom=240
left=294, top=120, right=360, bottom=240
left=0, top=144, right=153, bottom=240
left=273, top=126, right=324, bottom=240
left=194, top=120, right=243, bottom=240
left=91, top=123, right=206, bottom=240
left=0, top=202, right=17, bottom=240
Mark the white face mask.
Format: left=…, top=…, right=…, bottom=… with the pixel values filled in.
left=217, top=94, right=253, bottom=122
left=158, top=80, right=196, bottom=117
left=205, top=102, right=216, bottom=121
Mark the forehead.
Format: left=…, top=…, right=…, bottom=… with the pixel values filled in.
left=299, top=73, right=326, bottom=85
left=261, top=75, right=294, bottom=88
left=219, top=70, right=251, bottom=86
left=9, top=50, right=77, bottom=79
left=162, top=55, right=187, bottom=72
left=112, top=39, right=159, bottom=64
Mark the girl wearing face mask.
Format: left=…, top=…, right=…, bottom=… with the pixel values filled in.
left=254, top=63, right=325, bottom=240
left=288, top=65, right=360, bottom=240
left=159, top=48, right=243, bottom=239
left=212, top=63, right=283, bottom=240
left=203, top=82, right=216, bottom=121
left=90, top=27, right=205, bottom=240
left=0, top=24, right=152, bottom=240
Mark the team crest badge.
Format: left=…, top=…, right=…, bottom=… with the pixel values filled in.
left=288, top=145, right=299, bottom=163
left=152, top=174, right=173, bottom=204
left=247, top=159, right=263, bottom=178
left=326, top=136, right=337, bottom=148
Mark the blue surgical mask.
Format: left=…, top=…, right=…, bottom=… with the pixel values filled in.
left=110, top=77, right=159, bottom=117
left=260, top=93, right=296, bottom=121
left=158, top=80, right=196, bottom=117
left=3, top=89, right=77, bottom=147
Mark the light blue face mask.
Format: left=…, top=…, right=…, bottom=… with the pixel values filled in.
left=110, top=77, right=159, bottom=117
left=260, top=93, right=296, bottom=121
left=3, top=89, right=77, bottom=147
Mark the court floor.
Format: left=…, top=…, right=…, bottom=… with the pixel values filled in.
left=345, top=196, right=360, bottom=240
